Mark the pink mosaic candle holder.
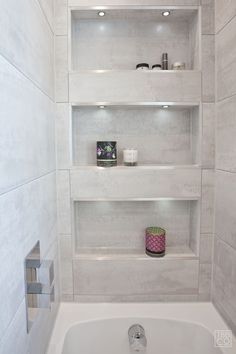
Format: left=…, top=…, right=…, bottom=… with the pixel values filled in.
left=145, top=227, right=166, bottom=257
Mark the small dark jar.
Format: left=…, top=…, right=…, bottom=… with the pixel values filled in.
left=97, top=141, right=117, bottom=167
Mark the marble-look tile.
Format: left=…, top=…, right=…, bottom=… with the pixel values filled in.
left=215, top=170, right=236, bottom=250
left=59, top=235, right=73, bottom=295
left=55, top=35, right=68, bottom=103
left=202, top=35, right=215, bottom=102
left=69, top=71, right=201, bottom=103
left=202, top=103, right=215, bottom=168
left=73, top=259, right=199, bottom=295
left=199, top=264, right=212, bottom=295
left=0, top=56, right=55, bottom=195
left=215, top=0, right=236, bottom=33
left=56, top=104, right=71, bottom=169
left=38, top=0, right=54, bottom=32
left=201, top=0, right=215, bottom=35
left=0, top=300, right=28, bottom=354
left=201, top=169, right=214, bottom=234
left=72, top=19, right=191, bottom=71
left=199, top=234, right=213, bottom=264
left=61, top=294, right=74, bottom=302
left=57, top=171, right=71, bottom=234
left=55, top=0, right=68, bottom=35
left=0, top=0, right=54, bottom=98
left=216, top=95, right=236, bottom=172
left=212, top=237, right=236, bottom=334
left=216, top=15, right=236, bottom=101
left=0, top=173, right=56, bottom=340
left=69, top=0, right=200, bottom=5
left=73, top=106, right=194, bottom=165
left=75, top=201, right=192, bottom=250
left=70, top=166, right=201, bottom=200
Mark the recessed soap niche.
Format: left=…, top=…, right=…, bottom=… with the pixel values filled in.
left=72, top=105, right=200, bottom=166
left=73, top=200, right=200, bottom=258
left=70, top=8, right=200, bottom=71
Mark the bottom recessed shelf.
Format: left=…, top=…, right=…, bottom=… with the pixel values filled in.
left=75, top=246, right=197, bottom=260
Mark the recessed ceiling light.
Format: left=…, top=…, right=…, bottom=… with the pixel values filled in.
left=162, top=11, right=170, bottom=17
left=162, top=105, right=169, bottom=109
left=99, top=105, right=105, bottom=109
left=98, top=11, right=105, bottom=17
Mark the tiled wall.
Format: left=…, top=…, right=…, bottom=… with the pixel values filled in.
left=0, top=1, right=58, bottom=353
left=56, top=0, right=215, bottom=302
left=212, top=0, right=236, bottom=335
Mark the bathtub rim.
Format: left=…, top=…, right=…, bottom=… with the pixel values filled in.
left=46, top=302, right=236, bottom=354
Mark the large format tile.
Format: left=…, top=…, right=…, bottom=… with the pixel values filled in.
left=216, top=95, right=236, bottom=172
left=73, top=258, right=199, bottom=295
left=57, top=171, right=71, bottom=234
left=0, top=173, right=56, bottom=340
left=213, top=237, right=236, bottom=334
left=202, top=103, right=215, bottom=168
left=201, top=169, right=214, bottom=234
left=55, top=0, right=68, bottom=35
left=202, top=35, right=215, bottom=102
left=38, top=0, right=54, bottom=32
left=201, top=0, right=214, bottom=35
left=69, top=71, right=201, bottom=103
left=55, top=35, right=68, bottom=103
left=70, top=166, right=201, bottom=200
left=216, top=15, right=236, bottom=101
left=0, top=0, right=54, bottom=98
left=215, top=171, right=236, bottom=250
left=0, top=56, right=55, bottom=195
left=215, top=0, right=236, bottom=33
left=59, top=235, right=74, bottom=296
left=56, top=104, right=71, bottom=169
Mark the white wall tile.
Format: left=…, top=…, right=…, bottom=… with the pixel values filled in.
left=55, top=0, right=68, bottom=35
left=55, top=36, right=68, bottom=103
left=70, top=167, right=201, bottom=200
left=200, top=234, right=213, bottom=264
left=38, top=0, right=54, bottom=32
left=202, top=103, right=215, bottom=168
left=215, top=0, right=236, bottom=33
left=215, top=171, right=236, bottom=250
left=69, top=0, right=200, bottom=5
left=69, top=71, right=201, bottom=103
left=56, top=103, right=71, bottom=169
left=0, top=173, right=56, bottom=340
left=59, top=235, right=74, bottom=296
left=216, top=95, right=236, bottom=172
left=201, top=0, right=214, bottom=35
left=0, top=0, right=54, bottom=98
left=73, top=258, right=199, bottom=295
left=202, top=35, right=215, bottom=102
left=201, top=169, right=214, bottom=234
left=57, top=170, right=71, bottom=234
left=216, top=15, right=236, bottom=101
left=0, top=56, right=55, bottom=195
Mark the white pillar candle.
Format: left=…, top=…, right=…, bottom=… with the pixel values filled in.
left=123, top=149, right=138, bottom=166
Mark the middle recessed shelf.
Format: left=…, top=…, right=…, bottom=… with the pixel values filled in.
left=71, top=104, right=200, bottom=167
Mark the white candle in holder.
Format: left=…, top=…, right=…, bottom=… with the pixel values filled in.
left=123, top=149, right=138, bottom=166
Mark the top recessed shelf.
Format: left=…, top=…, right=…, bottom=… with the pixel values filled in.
left=70, top=8, right=200, bottom=71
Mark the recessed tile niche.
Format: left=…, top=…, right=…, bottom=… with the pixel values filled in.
left=72, top=105, right=200, bottom=166
left=74, top=200, right=199, bottom=258
left=71, top=9, right=200, bottom=70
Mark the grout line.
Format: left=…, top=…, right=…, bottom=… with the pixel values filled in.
left=0, top=51, right=54, bottom=103
left=0, top=170, right=56, bottom=198
left=215, top=13, right=236, bottom=36
left=35, top=0, right=54, bottom=35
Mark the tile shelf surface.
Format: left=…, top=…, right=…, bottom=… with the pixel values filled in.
left=75, top=246, right=197, bottom=260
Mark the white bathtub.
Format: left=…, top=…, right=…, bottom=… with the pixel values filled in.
left=47, top=303, right=236, bottom=354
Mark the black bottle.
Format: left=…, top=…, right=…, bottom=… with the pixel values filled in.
left=162, top=53, right=168, bottom=70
